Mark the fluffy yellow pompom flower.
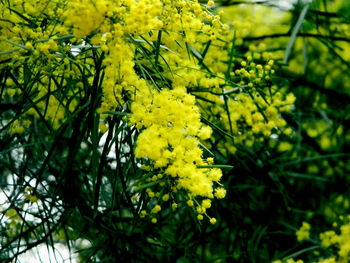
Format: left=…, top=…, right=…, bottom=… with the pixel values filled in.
left=187, top=200, right=194, bottom=207
left=202, top=199, right=212, bottom=209
left=152, top=205, right=161, bottom=213
left=296, top=222, right=311, bottom=242
left=162, top=194, right=170, bottom=202
left=207, top=1, right=215, bottom=7
left=215, top=187, right=226, bottom=199
left=172, top=203, right=178, bottom=210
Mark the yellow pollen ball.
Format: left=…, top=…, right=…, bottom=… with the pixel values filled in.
left=215, top=187, right=226, bottom=199
left=162, top=194, right=169, bottom=202
left=202, top=199, right=211, bottom=209
left=187, top=200, right=194, bottom=207
left=207, top=0, right=214, bottom=7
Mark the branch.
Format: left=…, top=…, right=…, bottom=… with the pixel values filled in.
left=244, top=33, right=350, bottom=42
left=5, top=217, right=63, bottom=263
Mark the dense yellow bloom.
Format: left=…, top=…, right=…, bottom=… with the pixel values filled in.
left=215, top=187, right=226, bottom=199
left=296, top=222, right=311, bottom=242
left=131, top=84, right=225, bottom=220
left=320, top=230, right=337, bottom=248
left=319, top=220, right=350, bottom=260
left=0, top=0, right=297, bottom=224
left=274, top=216, right=350, bottom=263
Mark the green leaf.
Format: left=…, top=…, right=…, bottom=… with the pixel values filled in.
left=3, top=39, right=29, bottom=50
left=284, top=4, right=310, bottom=64
left=102, top=111, right=128, bottom=116
left=226, top=31, right=236, bottom=78
left=284, top=172, right=329, bottom=182
left=0, top=49, right=20, bottom=55
left=196, top=164, right=233, bottom=169
left=154, top=30, right=162, bottom=66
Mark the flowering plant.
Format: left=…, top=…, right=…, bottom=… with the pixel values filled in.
left=0, top=0, right=349, bottom=262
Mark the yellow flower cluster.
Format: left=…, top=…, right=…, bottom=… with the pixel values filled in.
left=6, top=61, right=82, bottom=132
left=275, top=214, right=350, bottom=263
left=220, top=88, right=295, bottom=150
left=221, top=0, right=350, bottom=96
left=149, top=8, right=295, bottom=156
left=320, top=220, right=350, bottom=260
left=1, top=0, right=231, bottom=223
left=219, top=4, right=291, bottom=61
left=1, top=0, right=296, bottom=224
left=324, top=195, right=350, bottom=222
left=296, top=221, right=311, bottom=242
left=0, top=0, right=65, bottom=65
left=303, top=120, right=343, bottom=152
left=62, top=0, right=228, bottom=121
left=0, top=0, right=86, bottom=132
left=130, top=86, right=225, bottom=222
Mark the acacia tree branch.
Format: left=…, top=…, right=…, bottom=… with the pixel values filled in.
left=4, top=217, right=63, bottom=263
left=244, top=32, right=350, bottom=42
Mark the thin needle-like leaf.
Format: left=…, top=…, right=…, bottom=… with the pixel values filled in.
left=284, top=4, right=310, bottom=64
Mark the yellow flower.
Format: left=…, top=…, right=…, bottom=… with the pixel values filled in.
left=202, top=199, right=211, bottom=209
left=187, top=200, right=194, bottom=207
left=215, top=187, right=226, bottom=199
left=296, top=222, right=311, bottom=242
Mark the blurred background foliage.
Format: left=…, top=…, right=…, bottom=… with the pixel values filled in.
left=0, top=0, right=349, bottom=262
left=216, top=0, right=350, bottom=262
